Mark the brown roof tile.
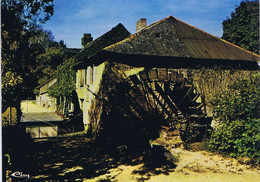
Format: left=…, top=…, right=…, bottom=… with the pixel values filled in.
left=104, top=16, right=259, bottom=62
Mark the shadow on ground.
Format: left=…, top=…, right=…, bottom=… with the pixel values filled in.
left=6, top=136, right=177, bottom=181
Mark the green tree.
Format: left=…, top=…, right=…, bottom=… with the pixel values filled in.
left=1, top=0, right=54, bottom=113
left=35, top=40, right=67, bottom=85
left=37, top=43, right=66, bottom=68
left=222, top=0, right=259, bottom=54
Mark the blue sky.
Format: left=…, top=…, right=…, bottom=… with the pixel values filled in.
left=42, top=0, right=243, bottom=48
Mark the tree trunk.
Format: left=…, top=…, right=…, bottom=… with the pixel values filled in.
left=15, top=101, right=22, bottom=124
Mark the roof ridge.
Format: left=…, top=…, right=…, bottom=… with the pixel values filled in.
left=74, top=23, right=130, bottom=64
left=78, top=23, right=128, bottom=54
left=102, top=15, right=259, bottom=62
left=104, top=15, right=174, bottom=50
left=138, top=15, right=174, bottom=33
left=36, top=76, right=57, bottom=88
left=173, top=16, right=260, bottom=59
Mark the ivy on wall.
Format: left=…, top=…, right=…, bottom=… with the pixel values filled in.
left=48, top=57, right=77, bottom=112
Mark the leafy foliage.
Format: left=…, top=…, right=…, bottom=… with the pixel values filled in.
left=37, top=44, right=66, bottom=67
left=209, top=73, right=260, bottom=160
left=35, top=42, right=66, bottom=85
left=1, top=0, right=54, bottom=112
left=210, top=119, right=260, bottom=159
left=47, top=58, right=77, bottom=112
left=212, top=73, right=259, bottom=121
left=1, top=0, right=54, bottom=28
left=1, top=72, right=23, bottom=110
left=192, top=67, right=252, bottom=108
left=222, top=0, right=259, bottom=54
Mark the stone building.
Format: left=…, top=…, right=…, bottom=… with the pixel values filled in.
left=73, top=23, right=130, bottom=129
left=36, top=76, right=58, bottom=110
left=74, top=16, right=259, bottom=144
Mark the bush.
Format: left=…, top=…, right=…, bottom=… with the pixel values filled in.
left=209, top=119, right=260, bottom=159
left=209, top=73, right=260, bottom=160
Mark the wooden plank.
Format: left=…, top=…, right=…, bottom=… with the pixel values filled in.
left=140, top=82, right=153, bottom=112
left=149, top=70, right=158, bottom=81
left=158, top=69, right=168, bottom=81
left=143, top=81, right=171, bottom=117
left=168, top=72, right=177, bottom=82
left=125, top=85, right=148, bottom=117
left=154, top=82, right=179, bottom=116
left=117, top=82, right=147, bottom=119
left=139, top=71, right=149, bottom=81
left=192, top=93, right=200, bottom=102
left=160, top=82, right=171, bottom=117
left=150, top=83, right=159, bottom=111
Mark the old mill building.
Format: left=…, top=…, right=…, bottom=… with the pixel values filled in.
left=73, top=16, right=259, bottom=142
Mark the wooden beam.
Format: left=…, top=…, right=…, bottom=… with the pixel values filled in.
left=176, top=86, right=193, bottom=107
left=154, top=82, right=178, bottom=113
left=143, top=81, right=171, bottom=118
left=121, top=83, right=148, bottom=118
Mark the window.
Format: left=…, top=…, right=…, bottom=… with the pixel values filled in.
left=90, top=66, right=93, bottom=85
left=79, top=69, right=85, bottom=87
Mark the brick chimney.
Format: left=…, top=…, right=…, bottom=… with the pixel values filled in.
left=81, top=33, right=93, bottom=48
left=136, top=18, right=147, bottom=32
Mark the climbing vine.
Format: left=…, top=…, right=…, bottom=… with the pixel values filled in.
left=48, top=57, right=77, bottom=112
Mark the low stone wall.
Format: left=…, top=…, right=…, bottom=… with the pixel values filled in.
left=21, top=100, right=56, bottom=113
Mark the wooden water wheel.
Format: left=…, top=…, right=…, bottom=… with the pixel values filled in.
left=103, top=68, right=211, bottom=143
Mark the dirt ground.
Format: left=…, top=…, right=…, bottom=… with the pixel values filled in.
left=88, top=148, right=260, bottom=182
left=4, top=136, right=260, bottom=182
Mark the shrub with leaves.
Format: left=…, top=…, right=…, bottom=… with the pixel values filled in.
left=209, top=73, right=260, bottom=160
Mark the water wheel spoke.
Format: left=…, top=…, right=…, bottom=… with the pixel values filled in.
left=191, top=93, right=200, bottom=102
left=129, top=74, right=141, bottom=85
left=143, top=81, right=172, bottom=118
left=141, top=85, right=153, bottom=112
left=176, top=85, right=193, bottom=107
left=154, top=82, right=178, bottom=112
left=116, top=69, right=211, bottom=141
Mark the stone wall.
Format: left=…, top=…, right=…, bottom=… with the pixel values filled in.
left=77, top=60, right=257, bottom=140
left=76, top=62, right=108, bottom=132
left=190, top=68, right=254, bottom=116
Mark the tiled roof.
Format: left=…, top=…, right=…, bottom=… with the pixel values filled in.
left=74, top=23, right=130, bottom=65
left=36, top=76, right=57, bottom=89
left=104, top=16, right=259, bottom=62
left=65, top=48, right=81, bottom=58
